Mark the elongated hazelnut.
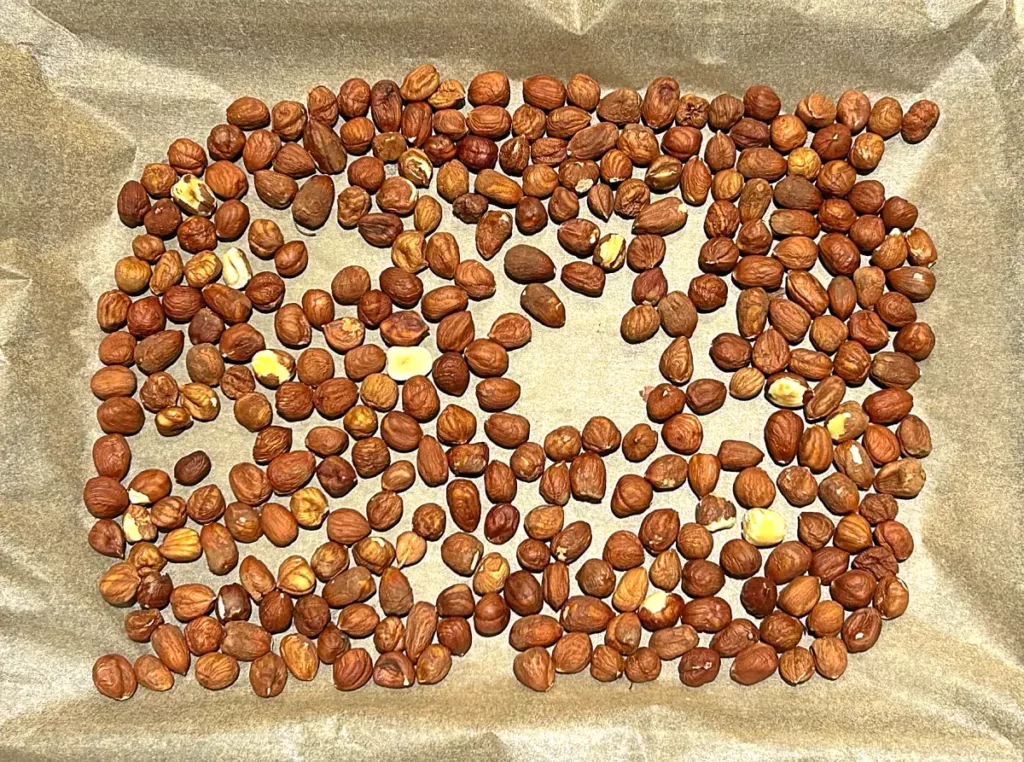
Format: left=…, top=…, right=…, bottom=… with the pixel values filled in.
left=731, top=642, right=778, bottom=685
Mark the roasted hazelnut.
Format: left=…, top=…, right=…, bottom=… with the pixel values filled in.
left=682, top=559, right=726, bottom=598
left=738, top=576, right=777, bottom=619
left=474, top=592, right=511, bottom=637
left=680, top=596, right=731, bottom=633
left=331, top=648, right=372, bottom=691
left=755, top=611, right=802, bottom=654
left=677, top=522, right=714, bottom=560
left=720, top=538, right=762, bottom=579
left=436, top=617, right=472, bottom=657
left=93, top=654, right=137, bottom=700
left=679, top=646, right=720, bottom=687
left=338, top=603, right=380, bottom=639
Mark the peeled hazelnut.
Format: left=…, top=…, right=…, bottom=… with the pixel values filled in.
left=766, top=373, right=810, bottom=409
left=741, top=509, right=786, bottom=547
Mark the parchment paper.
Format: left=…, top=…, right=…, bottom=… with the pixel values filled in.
left=1, top=0, right=1023, bottom=759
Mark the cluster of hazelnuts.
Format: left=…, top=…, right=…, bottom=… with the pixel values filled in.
left=91, top=68, right=937, bottom=700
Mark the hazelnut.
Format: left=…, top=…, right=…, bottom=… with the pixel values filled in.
left=741, top=508, right=786, bottom=547
left=333, top=648, right=373, bottom=691
left=677, top=522, right=714, bottom=560
left=679, top=646, right=720, bottom=687
left=719, top=538, right=762, bottom=580
left=93, top=654, right=137, bottom=701
left=681, top=596, right=731, bottom=633
left=513, top=647, right=555, bottom=692
left=560, top=595, right=614, bottom=634
left=437, top=618, right=472, bottom=656
left=249, top=652, right=288, bottom=698
left=474, top=592, right=511, bottom=637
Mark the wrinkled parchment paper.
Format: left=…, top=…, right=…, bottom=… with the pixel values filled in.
left=1, top=0, right=1023, bottom=759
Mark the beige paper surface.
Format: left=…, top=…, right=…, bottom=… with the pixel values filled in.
left=1, top=0, right=1023, bottom=759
